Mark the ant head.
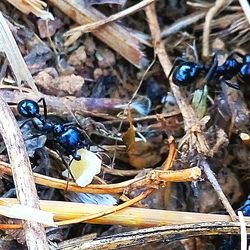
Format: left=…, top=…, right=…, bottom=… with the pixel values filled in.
left=18, top=99, right=40, bottom=118
left=53, top=124, right=64, bottom=135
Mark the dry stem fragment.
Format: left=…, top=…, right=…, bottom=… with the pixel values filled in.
left=65, top=0, right=155, bottom=37
left=7, top=0, right=53, bottom=20
left=202, top=0, right=231, bottom=59
left=0, top=13, right=38, bottom=94
left=238, top=0, right=250, bottom=25
left=0, top=98, right=48, bottom=249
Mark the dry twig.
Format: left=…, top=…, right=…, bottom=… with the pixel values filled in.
left=57, top=222, right=250, bottom=249
left=161, top=12, right=206, bottom=38
left=0, top=98, right=48, bottom=249
left=65, top=0, right=154, bottom=36
left=0, top=161, right=201, bottom=194
left=202, top=0, right=231, bottom=59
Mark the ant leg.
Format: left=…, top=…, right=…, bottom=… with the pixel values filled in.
left=19, top=118, right=33, bottom=129
left=62, top=122, right=77, bottom=128
left=168, top=57, right=190, bottom=78
left=224, top=80, right=240, bottom=90
left=72, top=150, right=81, bottom=161
left=25, top=133, right=44, bottom=141
left=53, top=142, right=76, bottom=184
left=227, top=51, right=244, bottom=60
left=37, top=98, right=47, bottom=121
left=203, top=54, right=218, bottom=84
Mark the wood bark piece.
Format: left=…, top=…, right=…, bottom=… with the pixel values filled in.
left=0, top=88, right=130, bottom=116
left=56, top=222, right=250, bottom=250
left=48, top=0, right=148, bottom=68
left=0, top=97, right=48, bottom=249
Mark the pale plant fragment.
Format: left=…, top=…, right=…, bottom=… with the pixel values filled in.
left=238, top=0, right=250, bottom=25
left=0, top=200, right=56, bottom=227
left=63, top=149, right=102, bottom=187
left=7, top=0, right=54, bottom=20
left=2, top=198, right=250, bottom=228
left=238, top=211, right=247, bottom=250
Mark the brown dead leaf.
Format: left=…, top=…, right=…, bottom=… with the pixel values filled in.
left=122, top=111, right=166, bottom=169
left=126, top=140, right=164, bottom=169
left=122, top=109, right=135, bottom=152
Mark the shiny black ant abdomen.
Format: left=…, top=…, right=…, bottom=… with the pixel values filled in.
left=215, top=52, right=250, bottom=88
left=168, top=58, right=205, bottom=86
left=168, top=54, right=220, bottom=88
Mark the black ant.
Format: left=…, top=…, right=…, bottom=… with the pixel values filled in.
left=169, top=52, right=250, bottom=89
left=17, top=98, right=89, bottom=161
left=238, top=195, right=250, bottom=216
left=215, top=52, right=250, bottom=88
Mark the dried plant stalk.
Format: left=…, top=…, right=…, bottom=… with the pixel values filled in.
left=0, top=161, right=201, bottom=194
left=2, top=198, right=250, bottom=228
left=7, top=0, right=53, bottom=19
left=0, top=98, right=48, bottom=249
left=65, top=0, right=155, bottom=36
left=0, top=13, right=38, bottom=94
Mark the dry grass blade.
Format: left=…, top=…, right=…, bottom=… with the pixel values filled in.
left=202, top=0, right=231, bottom=59
left=0, top=13, right=38, bottom=94
left=65, top=0, right=155, bottom=36
left=57, top=189, right=154, bottom=226
left=238, top=0, right=250, bottom=25
left=6, top=0, right=53, bottom=20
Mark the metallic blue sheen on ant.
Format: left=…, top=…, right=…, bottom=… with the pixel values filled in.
left=238, top=195, right=250, bottom=216
left=18, top=99, right=40, bottom=118
left=169, top=52, right=250, bottom=89
left=17, top=98, right=88, bottom=161
left=168, top=58, right=205, bottom=86
left=215, top=52, right=250, bottom=86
